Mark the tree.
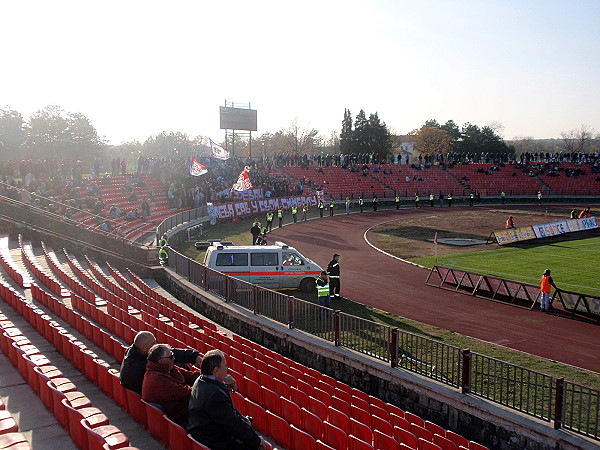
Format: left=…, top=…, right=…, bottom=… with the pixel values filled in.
left=283, top=118, right=319, bottom=155
left=143, top=131, right=194, bottom=157
left=25, top=105, right=105, bottom=160
left=340, top=108, right=354, bottom=154
left=0, top=108, right=26, bottom=160
left=409, top=126, right=453, bottom=156
left=341, top=109, right=392, bottom=158
left=560, top=125, right=594, bottom=153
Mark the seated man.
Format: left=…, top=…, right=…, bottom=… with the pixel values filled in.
left=188, top=350, right=265, bottom=450
left=120, top=331, right=201, bottom=394
left=142, top=344, right=200, bottom=426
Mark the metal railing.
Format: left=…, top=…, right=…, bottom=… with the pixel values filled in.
left=165, top=247, right=600, bottom=440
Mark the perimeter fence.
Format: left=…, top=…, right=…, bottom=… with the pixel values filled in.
left=167, top=248, right=599, bottom=440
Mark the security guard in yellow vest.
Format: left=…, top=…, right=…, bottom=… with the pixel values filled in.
left=358, top=196, right=364, bottom=213
left=291, top=206, right=298, bottom=223
left=318, top=200, right=325, bottom=218
left=429, top=193, right=434, bottom=207
left=373, top=195, right=378, bottom=211
left=447, top=194, right=453, bottom=207
left=277, top=208, right=284, bottom=228
left=158, top=247, right=168, bottom=265
left=159, top=233, right=168, bottom=247
left=395, top=195, right=400, bottom=210
left=469, top=192, right=474, bottom=206
left=265, top=211, right=274, bottom=232
left=316, top=271, right=330, bottom=307
left=329, top=199, right=335, bottom=216
left=415, top=194, right=420, bottom=208
left=345, top=198, right=351, bottom=215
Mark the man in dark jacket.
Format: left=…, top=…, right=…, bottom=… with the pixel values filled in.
left=142, top=344, right=200, bottom=426
left=327, top=253, right=341, bottom=300
left=188, top=350, right=265, bottom=450
left=120, top=331, right=201, bottom=394
left=250, top=221, right=261, bottom=245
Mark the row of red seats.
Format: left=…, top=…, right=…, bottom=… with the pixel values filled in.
left=0, top=246, right=32, bottom=290
left=0, top=281, right=134, bottom=450
left=28, top=241, right=487, bottom=450
left=19, top=238, right=69, bottom=298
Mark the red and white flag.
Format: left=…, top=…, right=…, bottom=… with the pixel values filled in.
left=231, top=166, right=252, bottom=192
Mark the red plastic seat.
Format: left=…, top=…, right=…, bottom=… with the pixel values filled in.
left=124, top=389, right=147, bottom=427
left=307, top=396, right=328, bottom=421
left=468, top=442, right=489, bottom=450
left=262, top=388, right=281, bottom=416
left=374, top=429, right=400, bottom=449
left=433, top=434, right=459, bottom=450
left=0, top=412, right=18, bottom=434
left=62, top=400, right=109, bottom=450
left=331, top=396, right=351, bottom=417
left=322, top=421, right=348, bottom=449
left=244, top=399, right=267, bottom=435
left=446, top=431, right=469, bottom=449
left=405, top=411, right=425, bottom=428
left=290, top=424, right=317, bottom=450
left=371, top=414, right=394, bottom=436
left=350, top=404, right=371, bottom=428
left=349, top=435, right=375, bottom=450
left=142, top=401, right=169, bottom=446
left=411, top=424, right=433, bottom=443
left=370, top=404, right=389, bottom=422
left=0, top=432, right=31, bottom=449
left=165, top=416, right=191, bottom=450
left=419, top=438, right=443, bottom=450
left=395, top=426, right=418, bottom=449
left=280, top=397, right=301, bottom=428
left=272, top=378, right=290, bottom=399
left=243, top=377, right=263, bottom=405
left=424, top=421, right=447, bottom=438
left=316, top=439, right=335, bottom=450
left=266, top=410, right=290, bottom=448
left=290, top=386, right=309, bottom=410
left=301, top=407, right=323, bottom=440
left=327, top=407, right=350, bottom=434
left=350, top=417, right=372, bottom=444
left=391, top=413, right=411, bottom=431
left=81, top=418, right=129, bottom=450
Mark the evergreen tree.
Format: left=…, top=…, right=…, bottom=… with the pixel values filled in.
left=340, top=108, right=354, bottom=154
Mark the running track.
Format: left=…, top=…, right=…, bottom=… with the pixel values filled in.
left=269, top=208, right=600, bottom=373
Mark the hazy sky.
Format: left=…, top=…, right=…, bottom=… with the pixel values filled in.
left=2, top=0, right=599, bottom=145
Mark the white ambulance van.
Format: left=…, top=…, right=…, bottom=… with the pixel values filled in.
left=202, top=241, right=323, bottom=291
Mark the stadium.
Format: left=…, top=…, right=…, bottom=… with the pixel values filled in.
left=1, top=156, right=599, bottom=450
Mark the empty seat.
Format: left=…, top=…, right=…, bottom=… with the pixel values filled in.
left=322, top=421, right=348, bottom=449
left=290, top=424, right=317, bottom=450
left=374, top=429, right=400, bottom=449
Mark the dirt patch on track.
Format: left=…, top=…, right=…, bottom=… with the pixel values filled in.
left=367, top=206, right=573, bottom=259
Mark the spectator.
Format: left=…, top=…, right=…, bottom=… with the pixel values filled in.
left=142, top=344, right=200, bottom=426
left=188, top=349, right=265, bottom=450
left=120, top=331, right=201, bottom=394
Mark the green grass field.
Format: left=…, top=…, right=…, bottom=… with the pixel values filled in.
left=413, top=237, right=600, bottom=296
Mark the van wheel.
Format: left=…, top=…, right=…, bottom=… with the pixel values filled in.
left=300, top=278, right=316, bottom=293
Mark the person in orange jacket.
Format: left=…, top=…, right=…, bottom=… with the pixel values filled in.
left=539, top=269, right=558, bottom=312
left=505, top=216, right=516, bottom=229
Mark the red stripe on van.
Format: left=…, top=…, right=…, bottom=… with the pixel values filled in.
left=222, top=270, right=321, bottom=277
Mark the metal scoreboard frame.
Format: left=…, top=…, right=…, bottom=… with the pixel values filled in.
left=219, top=101, right=257, bottom=158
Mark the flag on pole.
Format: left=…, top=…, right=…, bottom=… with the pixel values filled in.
left=189, top=157, right=208, bottom=176
left=231, top=166, right=252, bottom=192
left=210, top=139, right=230, bottom=160
left=434, top=232, right=438, bottom=244
left=434, top=232, right=438, bottom=262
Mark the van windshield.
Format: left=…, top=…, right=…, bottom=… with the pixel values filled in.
left=215, top=253, right=248, bottom=266
left=251, top=252, right=278, bottom=266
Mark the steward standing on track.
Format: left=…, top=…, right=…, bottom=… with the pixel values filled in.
left=327, top=253, right=341, bottom=300
left=429, top=193, right=434, bottom=207
left=358, top=196, right=364, bottom=213
left=373, top=195, right=378, bottom=211
left=395, top=194, right=400, bottom=210
left=415, top=194, right=420, bottom=208
left=346, top=198, right=351, bottom=215
left=329, top=198, right=335, bottom=216
left=538, top=191, right=542, bottom=204
left=302, top=203, right=308, bottom=221
left=469, top=192, right=474, bottom=206
left=501, top=191, right=506, bottom=204
left=250, top=221, right=261, bottom=244
left=277, top=208, right=284, bottom=228
left=316, top=271, right=330, bottom=307
left=539, top=269, right=558, bottom=312
left=291, top=205, right=298, bottom=223
left=265, top=211, right=274, bottom=232
left=447, top=193, right=453, bottom=207
left=318, top=199, right=324, bottom=218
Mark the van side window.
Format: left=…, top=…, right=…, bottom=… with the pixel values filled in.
left=251, top=252, right=278, bottom=266
left=215, top=253, right=248, bottom=266
left=282, top=252, right=304, bottom=266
